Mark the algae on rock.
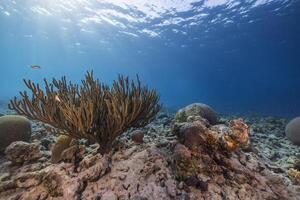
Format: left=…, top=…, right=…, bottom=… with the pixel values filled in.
left=9, top=71, right=161, bottom=154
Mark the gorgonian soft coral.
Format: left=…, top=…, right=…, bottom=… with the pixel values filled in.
left=9, top=71, right=161, bottom=154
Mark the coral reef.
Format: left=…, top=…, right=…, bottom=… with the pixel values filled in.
left=172, top=118, right=249, bottom=152
left=172, top=118, right=249, bottom=180
left=172, top=117, right=299, bottom=199
left=0, top=103, right=299, bottom=199
left=0, top=115, right=31, bottom=151
left=286, top=116, right=300, bottom=145
left=0, top=111, right=299, bottom=199
left=213, top=119, right=250, bottom=151
left=9, top=71, right=161, bottom=154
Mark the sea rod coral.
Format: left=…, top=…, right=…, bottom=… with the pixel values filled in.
left=9, top=71, right=161, bottom=154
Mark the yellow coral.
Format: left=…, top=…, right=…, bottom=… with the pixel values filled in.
left=223, top=119, right=249, bottom=151
left=288, top=168, right=300, bottom=185
left=51, top=135, right=73, bottom=163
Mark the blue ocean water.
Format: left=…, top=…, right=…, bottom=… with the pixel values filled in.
left=0, top=0, right=299, bottom=117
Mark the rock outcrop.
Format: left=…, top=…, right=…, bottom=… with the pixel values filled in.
left=5, top=141, right=41, bottom=164
left=172, top=117, right=299, bottom=199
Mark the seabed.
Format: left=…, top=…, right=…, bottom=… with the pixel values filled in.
left=0, top=101, right=299, bottom=200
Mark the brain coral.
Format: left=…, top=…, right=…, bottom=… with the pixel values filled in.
left=285, top=116, right=300, bottom=145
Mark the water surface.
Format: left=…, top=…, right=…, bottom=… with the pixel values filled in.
left=0, top=0, right=299, bottom=117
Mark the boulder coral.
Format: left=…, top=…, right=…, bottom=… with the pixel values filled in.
left=285, top=116, right=300, bottom=145
left=175, top=103, right=218, bottom=125
left=0, top=115, right=31, bottom=151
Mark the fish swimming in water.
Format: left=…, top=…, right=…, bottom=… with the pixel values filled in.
left=30, top=65, right=41, bottom=69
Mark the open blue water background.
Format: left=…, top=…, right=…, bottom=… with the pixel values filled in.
left=0, top=0, right=299, bottom=117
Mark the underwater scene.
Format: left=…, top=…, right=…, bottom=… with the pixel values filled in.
left=0, top=0, right=300, bottom=199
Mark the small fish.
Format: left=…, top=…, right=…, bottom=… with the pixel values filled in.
left=30, top=65, right=41, bottom=69
left=55, top=94, right=61, bottom=102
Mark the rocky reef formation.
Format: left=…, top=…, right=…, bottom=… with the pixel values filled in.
left=0, top=104, right=299, bottom=199
left=5, top=141, right=42, bottom=164
left=172, top=117, right=298, bottom=199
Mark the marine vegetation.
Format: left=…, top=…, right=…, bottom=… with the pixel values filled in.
left=9, top=71, right=161, bottom=154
